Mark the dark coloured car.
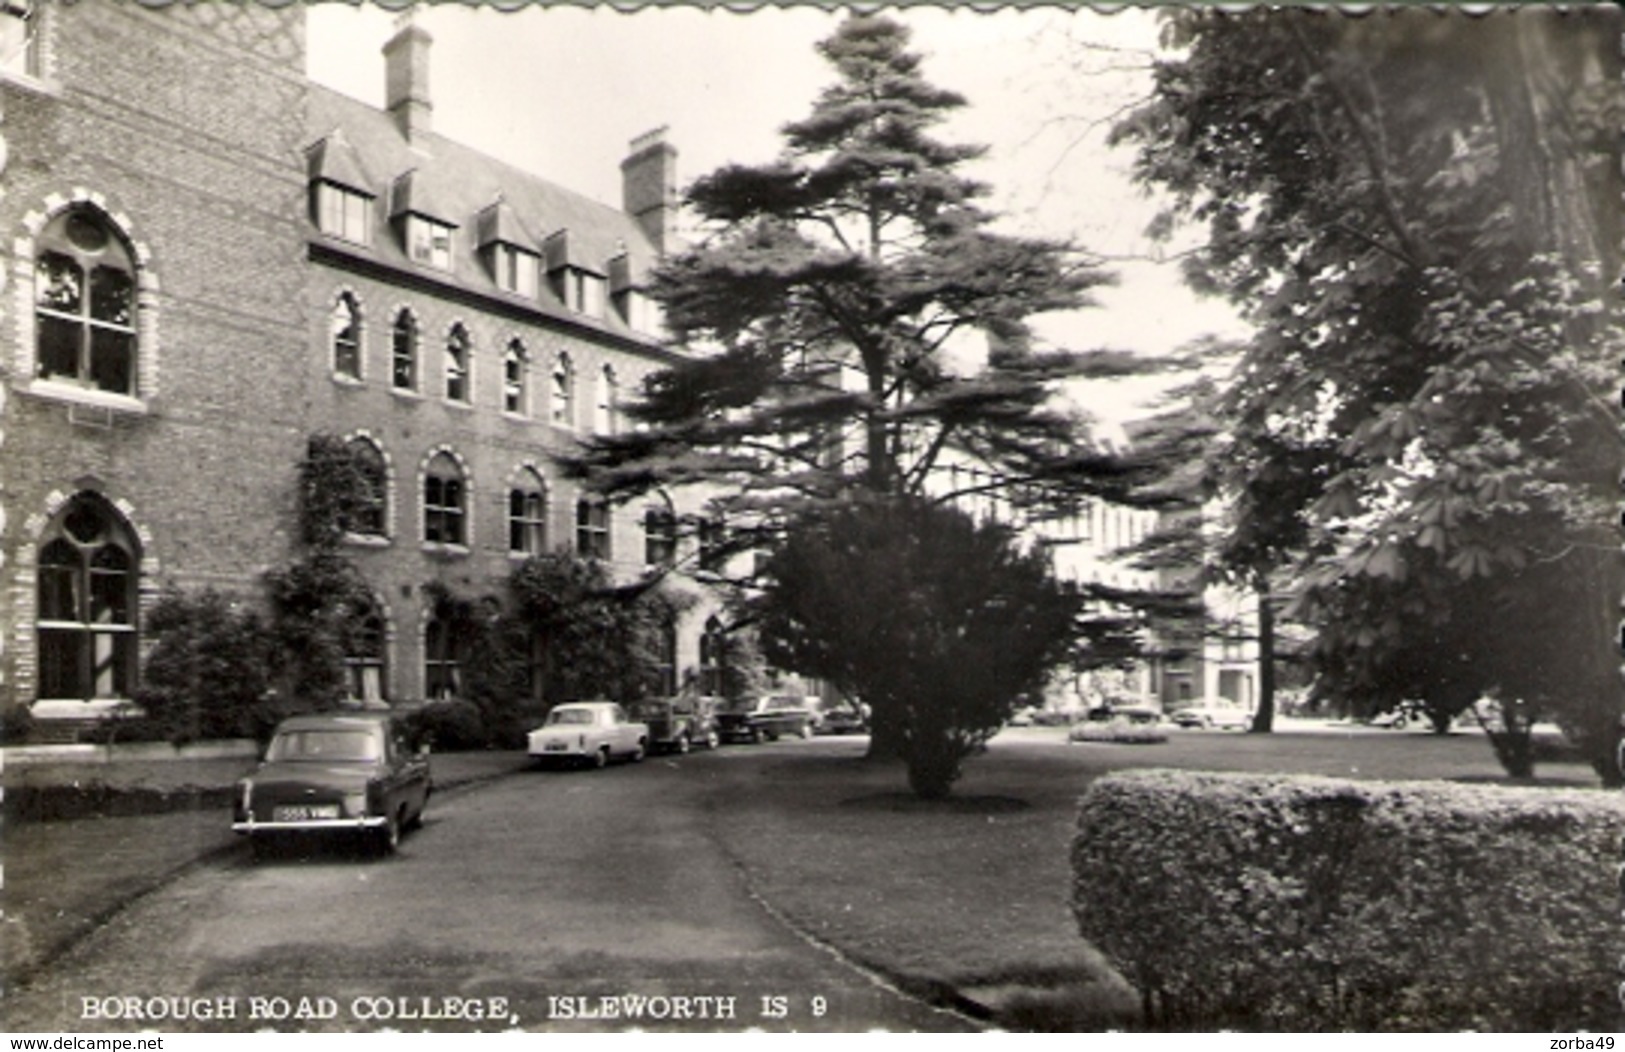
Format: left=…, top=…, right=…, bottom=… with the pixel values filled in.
left=715, top=695, right=814, bottom=743
left=628, top=695, right=721, bottom=753
left=812, top=700, right=869, bottom=736
left=233, top=712, right=431, bottom=858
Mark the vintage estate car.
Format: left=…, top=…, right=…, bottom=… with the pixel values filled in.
left=527, top=701, right=650, bottom=768
left=1169, top=700, right=1253, bottom=730
left=627, top=696, right=721, bottom=753
left=232, top=712, right=431, bottom=857
left=715, top=694, right=815, bottom=743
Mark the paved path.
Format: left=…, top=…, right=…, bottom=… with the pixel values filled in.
left=3, top=751, right=976, bottom=1033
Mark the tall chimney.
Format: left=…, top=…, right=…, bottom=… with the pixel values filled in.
left=383, top=15, right=433, bottom=146
left=621, top=127, right=677, bottom=255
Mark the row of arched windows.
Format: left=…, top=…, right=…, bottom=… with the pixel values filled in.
left=329, top=294, right=622, bottom=433
left=30, top=492, right=723, bottom=705
left=340, top=436, right=624, bottom=560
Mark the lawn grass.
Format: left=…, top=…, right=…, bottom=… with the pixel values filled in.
left=698, top=725, right=1603, bottom=1030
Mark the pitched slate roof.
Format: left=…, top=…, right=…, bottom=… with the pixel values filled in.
left=306, top=84, right=662, bottom=343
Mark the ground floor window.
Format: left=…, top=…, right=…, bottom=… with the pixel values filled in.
left=35, top=493, right=139, bottom=701
left=699, top=616, right=725, bottom=696
left=345, top=599, right=387, bottom=703
left=424, top=615, right=461, bottom=700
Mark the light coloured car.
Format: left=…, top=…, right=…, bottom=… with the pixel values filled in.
left=527, top=701, right=649, bottom=769
left=1169, top=701, right=1253, bottom=730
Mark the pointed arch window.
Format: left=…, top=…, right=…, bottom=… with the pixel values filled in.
left=347, top=437, right=387, bottom=537
left=595, top=364, right=619, bottom=434
left=575, top=497, right=610, bottom=561
left=36, top=207, right=138, bottom=396
left=391, top=309, right=418, bottom=391
left=424, top=614, right=461, bottom=700
left=699, top=616, right=726, bottom=696
left=503, top=340, right=527, bottom=415
left=331, top=293, right=361, bottom=379
left=36, top=494, right=140, bottom=702
left=509, top=469, right=547, bottom=555
left=551, top=352, right=575, bottom=428
left=345, top=595, right=387, bottom=703
left=651, top=616, right=678, bottom=697
left=424, top=453, right=466, bottom=547
left=445, top=324, right=470, bottom=403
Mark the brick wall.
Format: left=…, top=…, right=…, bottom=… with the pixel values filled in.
left=0, top=2, right=309, bottom=710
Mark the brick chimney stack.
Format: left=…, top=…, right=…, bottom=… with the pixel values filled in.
left=383, top=15, right=433, bottom=146
left=621, top=127, right=677, bottom=255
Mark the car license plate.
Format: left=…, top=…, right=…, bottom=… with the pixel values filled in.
left=273, top=805, right=339, bottom=821
left=545, top=742, right=568, bottom=752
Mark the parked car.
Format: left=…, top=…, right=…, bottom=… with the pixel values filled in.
left=812, top=699, right=869, bottom=736
left=715, top=694, right=814, bottom=743
left=1086, top=704, right=1163, bottom=725
left=527, top=701, right=650, bottom=768
left=1368, top=700, right=1427, bottom=729
left=627, top=695, right=721, bottom=753
left=1169, top=701, right=1253, bottom=730
left=1007, top=706, right=1039, bottom=727
left=232, top=712, right=431, bottom=858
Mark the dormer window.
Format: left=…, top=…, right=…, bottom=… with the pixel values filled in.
left=391, top=171, right=457, bottom=273
left=608, top=252, right=656, bottom=334
left=544, top=229, right=606, bottom=318
left=495, top=244, right=538, bottom=298
left=2, top=0, right=39, bottom=79
left=313, top=183, right=372, bottom=245
left=406, top=216, right=453, bottom=270
left=478, top=198, right=539, bottom=298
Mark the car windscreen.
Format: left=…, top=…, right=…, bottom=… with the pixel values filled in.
left=267, top=729, right=381, bottom=762
left=547, top=708, right=595, bottom=726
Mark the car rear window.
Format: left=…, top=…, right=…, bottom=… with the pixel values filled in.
left=547, top=708, right=595, bottom=726
left=267, top=729, right=381, bottom=762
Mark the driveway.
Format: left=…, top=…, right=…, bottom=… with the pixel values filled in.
left=2, top=750, right=975, bottom=1033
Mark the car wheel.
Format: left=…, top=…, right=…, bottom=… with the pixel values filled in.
left=676, top=733, right=691, bottom=755
left=592, top=747, right=609, bottom=769
left=373, top=813, right=400, bottom=856
left=631, top=741, right=646, bottom=763
left=249, top=834, right=277, bottom=862
left=704, top=729, right=720, bottom=750
left=750, top=727, right=764, bottom=744
left=798, top=722, right=813, bottom=740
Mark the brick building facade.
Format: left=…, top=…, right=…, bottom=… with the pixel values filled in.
left=0, top=4, right=720, bottom=725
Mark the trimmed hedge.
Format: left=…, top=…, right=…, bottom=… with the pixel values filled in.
left=1072, top=769, right=1623, bottom=1031
left=1068, top=719, right=1169, bottom=746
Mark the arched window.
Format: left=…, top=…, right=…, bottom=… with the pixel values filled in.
left=551, top=352, right=574, bottom=427
left=503, top=340, right=527, bottom=415
left=424, top=453, right=466, bottom=546
left=594, top=364, right=618, bottom=434
left=643, top=505, right=676, bottom=567
left=331, top=294, right=361, bottom=379
left=699, top=616, right=726, bottom=696
left=36, top=494, right=140, bottom=701
left=444, top=323, right=470, bottom=402
left=36, top=207, right=138, bottom=396
left=345, top=595, right=387, bottom=703
left=509, top=468, right=547, bottom=555
left=651, top=616, right=678, bottom=697
left=391, top=309, right=418, bottom=391
left=424, top=614, right=460, bottom=700
left=575, top=497, right=610, bottom=560
left=347, top=437, right=387, bottom=537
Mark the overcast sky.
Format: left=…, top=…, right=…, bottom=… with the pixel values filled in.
left=305, top=3, right=1250, bottom=424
